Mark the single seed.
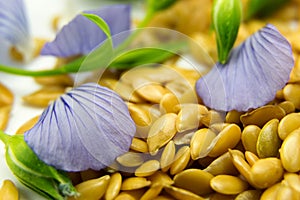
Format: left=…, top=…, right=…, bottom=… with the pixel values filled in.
left=105, top=172, right=122, bottom=200
left=69, top=175, right=110, bottom=200
left=240, top=105, right=286, bottom=128
left=241, top=125, right=260, bottom=155
left=148, top=171, right=174, bottom=186
left=135, top=160, right=160, bottom=177
left=160, top=140, right=176, bottom=172
left=147, top=113, right=177, bottom=154
left=280, top=128, right=300, bottom=172
left=175, top=104, right=209, bottom=132
left=208, top=124, right=241, bottom=157
left=256, top=119, right=281, bottom=158
left=173, top=169, right=214, bottom=196
left=163, top=185, right=205, bottom=200
left=160, top=93, right=180, bottom=114
left=245, top=151, right=259, bottom=166
left=121, top=177, right=151, bottom=190
left=0, top=83, right=14, bottom=107
left=140, top=184, right=163, bottom=200
left=16, top=115, right=40, bottom=134
left=0, top=106, right=11, bottom=131
left=170, top=146, right=191, bottom=175
left=0, top=179, right=19, bottom=200
left=225, top=110, right=242, bottom=124
left=283, top=83, right=300, bottom=109
left=127, top=103, right=152, bottom=127
left=22, top=86, right=65, bottom=107
left=250, top=158, right=284, bottom=189
left=190, top=128, right=216, bottom=160
left=34, top=74, right=73, bottom=87
left=210, top=175, right=249, bottom=195
left=116, top=152, right=144, bottom=167
left=135, top=82, right=168, bottom=103
left=278, top=101, right=295, bottom=114
left=278, top=112, right=300, bottom=140
left=130, top=137, right=149, bottom=153
left=203, top=152, right=239, bottom=176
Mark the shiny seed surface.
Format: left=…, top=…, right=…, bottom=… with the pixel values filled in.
left=105, top=173, right=122, bottom=200
left=121, top=177, right=151, bottom=190
left=241, top=125, right=260, bottom=154
left=160, top=140, right=176, bottom=172
left=173, top=168, right=214, bottom=196
left=135, top=160, right=160, bottom=177
left=210, top=175, right=249, bottom=195
left=278, top=112, right=300, bottom=140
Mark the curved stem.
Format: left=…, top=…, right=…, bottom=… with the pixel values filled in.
left=0, top=130, right=10, bottom=145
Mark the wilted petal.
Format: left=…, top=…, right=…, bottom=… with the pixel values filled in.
left=41, top=5, right=131, bottom=57
left=24, top=83, right=136, bottom=171
left=196, top=24, right=294, bottom=112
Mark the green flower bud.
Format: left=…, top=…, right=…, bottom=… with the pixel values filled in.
left=0, top=131, right=78, bottom=200
left=212, top=0, right=242, bottom=64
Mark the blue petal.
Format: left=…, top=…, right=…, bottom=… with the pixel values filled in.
left=196, top=24, right=294, bottom=112
left=0, top=0, right=29, bottom=45
left=41, top=5, right=131, bottom=57
left=24, top=83, right=136, bottom=171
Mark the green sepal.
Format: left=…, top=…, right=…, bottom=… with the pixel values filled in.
left=0, top=132, right=78, bottom=199
left=212, top=0, right=242, bottom=64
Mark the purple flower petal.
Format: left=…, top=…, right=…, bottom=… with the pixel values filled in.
left=40, top=5, right=131, bottom=57
left=24, top=83, right=136, bottom=171
left=196, top=24, right=294, bottom=112
left=0, top=0, right=29, bottom=45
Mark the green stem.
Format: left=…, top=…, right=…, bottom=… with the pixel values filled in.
left=0, top=130, right=10, bottom=145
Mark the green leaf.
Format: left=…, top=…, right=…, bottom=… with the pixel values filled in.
left=109, top=40, right=187, bottom=69
left=212, top=0, right=242, bottom=64
left=245, top=0, right=290, bottom=20
left=82, top=13, right=111, bottom=38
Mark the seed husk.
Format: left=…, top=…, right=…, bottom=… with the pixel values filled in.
left=22, top=86, right=66, bottom=107
left=280, top=128, right=300, bottom=172
left=241, top=125, right=260, bottom=155
left=256, top=119, right=281, bottom=158
left=160, top=140, right=176, bottom=172
left=278, top=112, right=300, bottom=140
left=121, top=177, right=151, bottom=190
left=163, top=185, right=205, bottom=200
left=173, top=168, right=214, bottom=196
left=0, top=179, right=19, bottom=200
left=105, top=172, right=122, bottom=200
left=210, top=175, right=249, bottom=195
left=135, top=160, right=160, bottom=177
left=147, top=113, right=177, bottom=154
left=240, top=105, right=286, bottom=128
left=0, top=83, right=14, bottom=107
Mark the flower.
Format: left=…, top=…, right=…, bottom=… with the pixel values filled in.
left=24, top=83, right=136, bottom=171
left=196, top=24, right=294, bottom=112
left=0, top=0, right=32, bottom=62
left=40, top=5, right=131, bottom=57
